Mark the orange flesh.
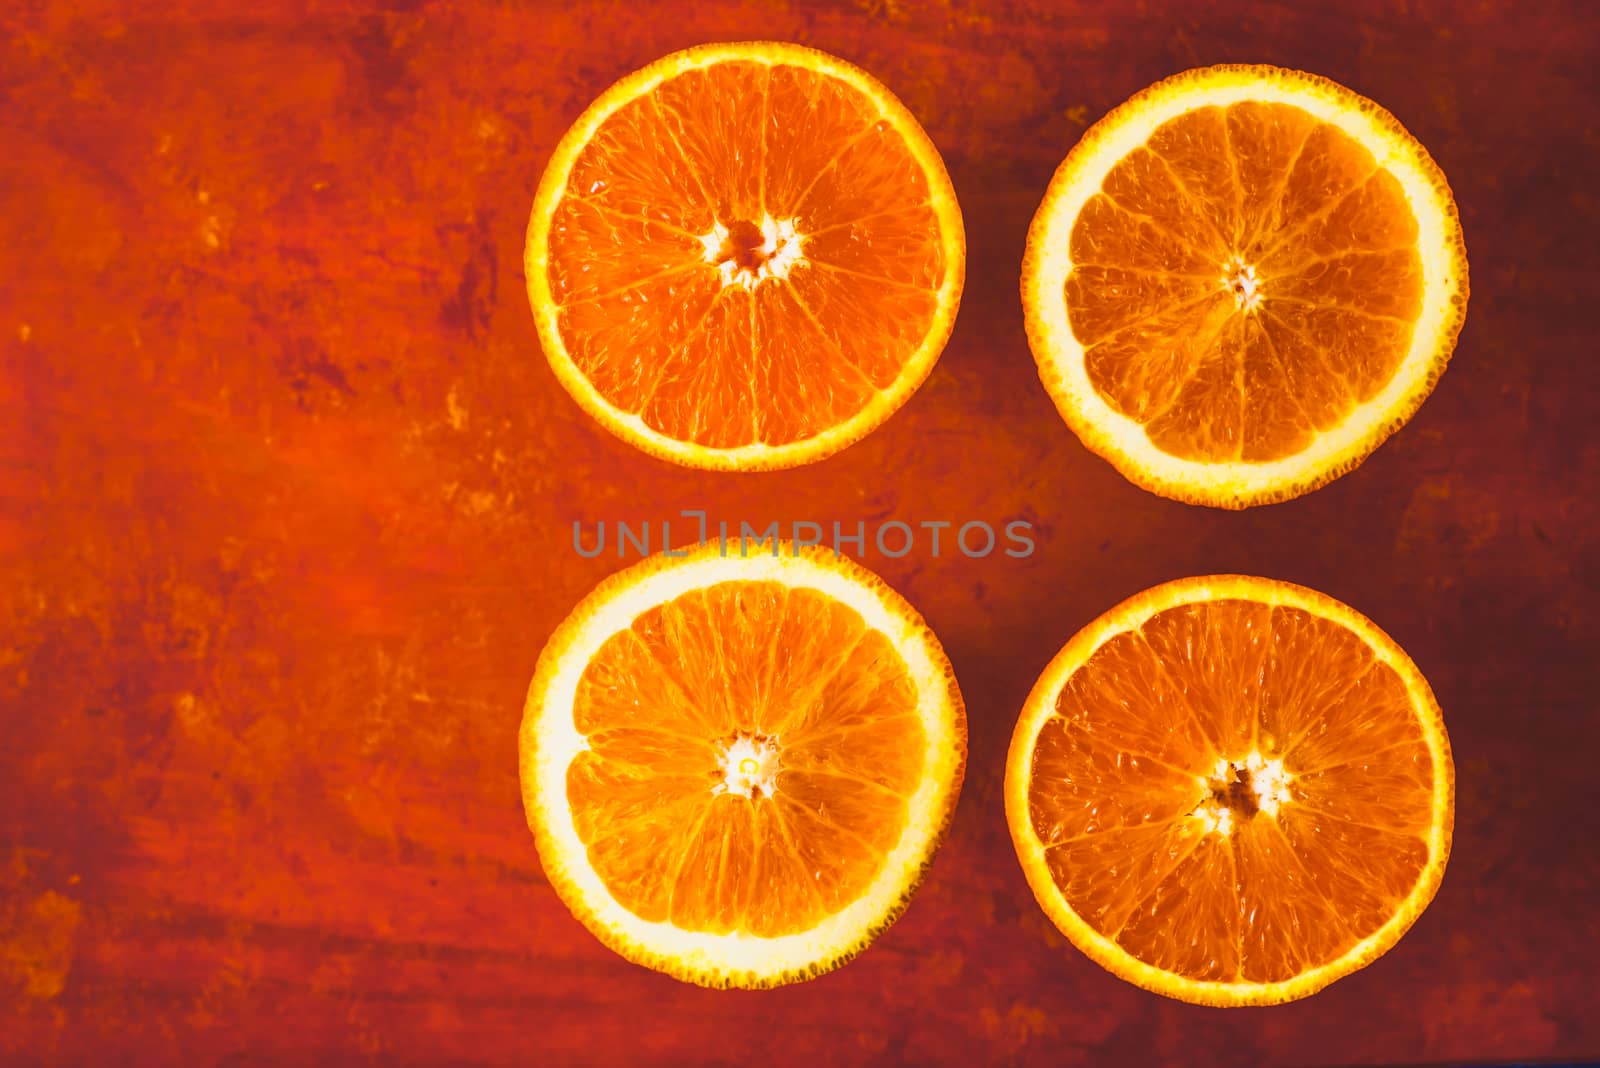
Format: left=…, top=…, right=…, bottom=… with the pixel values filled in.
left=1067, top=102, right=1424, bottom=463
left=567, top=580, right=924, bottom=936
left=548, top=61, right=947, bottom=448
left=1028, top=599, right=1435, bottom=983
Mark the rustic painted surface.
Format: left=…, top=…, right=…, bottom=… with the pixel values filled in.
left=3, top=1, right=1598, bottom=1063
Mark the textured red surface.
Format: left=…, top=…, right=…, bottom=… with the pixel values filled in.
left=3, top=1, right=1598, bottom=1064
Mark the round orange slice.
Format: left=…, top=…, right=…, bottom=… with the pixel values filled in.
left=526, top=42, right=965, bottom=471
left=1005, top=575, right=1453, bottom=1005
left=522, top=541, right=966, bottom=987
left=1022, top=66, right=1469, bottom=507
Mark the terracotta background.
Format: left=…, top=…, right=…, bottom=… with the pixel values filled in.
left=3, top=0, right=1598, bottom=1063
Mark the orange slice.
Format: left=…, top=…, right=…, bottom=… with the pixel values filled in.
left=1005, top=575, right=1453, bottom=1005
left=1022, top=65, right=1468, bottom=507
left=526, top=42, right=965, bottom=471
left=522, top=541, right=966, bottom=987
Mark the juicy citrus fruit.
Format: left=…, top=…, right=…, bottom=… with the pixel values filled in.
left=522, top=541, right=966, bottom=987
left=1022, top=65, right=1468, bottom=507
left=1005, top=575, right=1453, bottom=1005
left=525, top=42, right=965, bottom=471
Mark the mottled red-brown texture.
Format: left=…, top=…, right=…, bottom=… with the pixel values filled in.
left=2, top=1, right=1597, bottom=1064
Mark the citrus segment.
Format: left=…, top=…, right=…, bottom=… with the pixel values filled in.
left=1005, top=576, right=1453, bottom=1005
left=1024, top=66, right=1468, bottom=506
left=523, top=543, right=965, bottom=987
left=528, top=43, right=965, bottom=470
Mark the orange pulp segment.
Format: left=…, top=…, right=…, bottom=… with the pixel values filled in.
left=569, top=580, right=926, bottom=935
left=1071, top=101, right=1423, bottom=462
